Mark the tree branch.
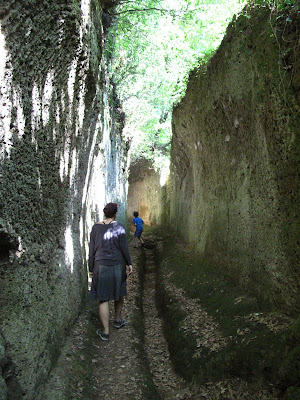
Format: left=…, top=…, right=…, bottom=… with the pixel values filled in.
left=108, top=7, right=178, bottom=16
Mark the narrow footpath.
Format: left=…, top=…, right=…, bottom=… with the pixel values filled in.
left=39, top=236, right=280, bottom=400
left=39, top=246, right=147, bottom=400
left=142, top=246, right=195, bottom=399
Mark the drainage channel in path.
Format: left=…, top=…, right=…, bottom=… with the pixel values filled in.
left=142, top=244, right=197, bottom=400
left=141, top=238, right=281, bottom=400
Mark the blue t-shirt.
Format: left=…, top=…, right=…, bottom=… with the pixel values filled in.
left=133, top=217, right=144, bottom=229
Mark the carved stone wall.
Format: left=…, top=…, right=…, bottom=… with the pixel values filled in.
left=170, top=7, right=300, bottom=312
left=127, top=159, right=164, bottom=229
left=0, top=0, right=127, bottom=398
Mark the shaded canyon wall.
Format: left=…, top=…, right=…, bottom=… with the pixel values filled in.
left=170, top=6, right=300, bottom=313
left=127, top=159, right=164, bottom=230
left=0, top=0, right=127, bottom=398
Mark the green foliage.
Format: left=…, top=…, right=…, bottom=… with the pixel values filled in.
left=247, top=0, right=295, bottom=7
left=106, top=0, right=245, bottom=166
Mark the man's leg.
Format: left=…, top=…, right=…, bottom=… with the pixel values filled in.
left=114, top=296, right=124, bottom=322
left=99, top=301, right=110, bottom=334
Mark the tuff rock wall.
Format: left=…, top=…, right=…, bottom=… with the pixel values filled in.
left=170, top=6, right=300, bottom=313
left=127, top=159, right=164, bottom=228
left=0, top=0, right=127, bottom=398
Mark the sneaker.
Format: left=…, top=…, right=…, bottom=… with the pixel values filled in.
left=113, top=318, right=126, bottom=329
left=96, top=329, right=109, bottom=341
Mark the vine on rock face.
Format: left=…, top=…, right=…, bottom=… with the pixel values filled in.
left=105, top=0, right=246, bottom=169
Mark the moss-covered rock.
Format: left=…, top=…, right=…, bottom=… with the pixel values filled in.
left=170, top=4, right=300, bottom=313
left=283, top=387, right=300, bottom=400
left=0, top=0, right=128, bottom=398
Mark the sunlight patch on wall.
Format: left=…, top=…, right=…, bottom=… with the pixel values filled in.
left=65, top=225, right=74, bottom=272
left=31, top=72, right=54, bottom=130
left=160, top=159, right=170, bottom=187
left=70, top=147, right=78, bottom=184
left=57, top=17, right=65, bottom=45
left=16, top=235, right=24, bottom=258
left=0, top=24, right=12, bottom=157
left=31, top=84, right=41, bottom=131
left=68, top=59, right=78, bottom=106
left=77, top=79, right=86, bottom=130
left=55, top=103, right=60, bottom=125
left=13, top=90, right=25, bottom=141
left=80, top=114, right=106, bottom=249
left=81, top=0, right=91, bottom=34
left=42, top=71, right=54, bottom=126
left=59, top=143, right=70, bottom=181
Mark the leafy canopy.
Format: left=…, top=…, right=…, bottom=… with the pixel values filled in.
left=106, top=0, right=246, bottom=168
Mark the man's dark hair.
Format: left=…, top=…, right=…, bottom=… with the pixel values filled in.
left=133, top=211, right=138, bottom=217
left=103, top=203, right=118, bottom=218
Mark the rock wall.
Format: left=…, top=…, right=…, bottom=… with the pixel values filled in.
left=170, top=6, right=300, bottom=313
left=127, top=159, right=164, bottom=229
left=0, top=0, right=127, bottom=398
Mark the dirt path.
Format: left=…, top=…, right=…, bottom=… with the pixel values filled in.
left=39, top=248, right=146, bottom=400
left=40, top=238, right=281, bottom=400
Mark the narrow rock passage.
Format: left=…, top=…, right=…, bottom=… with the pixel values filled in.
left=40, top=237, right=281, bottom=400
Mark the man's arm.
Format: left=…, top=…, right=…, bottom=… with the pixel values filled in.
left=126, top=265, right=133, bottom=276
left=88, top=228, right=95, bottom=272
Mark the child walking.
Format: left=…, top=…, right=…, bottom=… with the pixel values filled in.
left=133, top=211, right=144, bottom=247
